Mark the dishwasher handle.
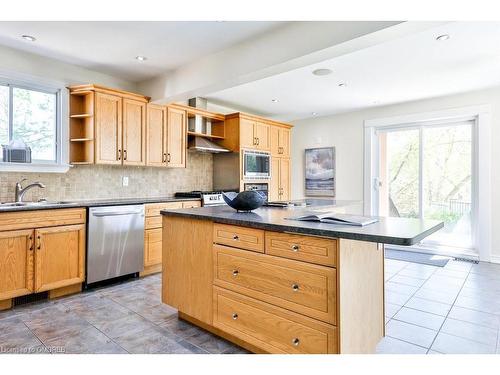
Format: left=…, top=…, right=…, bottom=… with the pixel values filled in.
left=91, top=210, right=144, bottom=217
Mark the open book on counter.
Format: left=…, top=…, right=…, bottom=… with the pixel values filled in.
left=287, top=211, right=378, bottom=226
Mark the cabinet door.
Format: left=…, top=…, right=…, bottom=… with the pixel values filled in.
left=144, top=228, right=162, bottom=267
left=0, top=230, right=34, bottom=300
left=279, top=158, right=291, bottom=201
left=123, top=99, right=146, bottom=166
left=254, top=122, right=270, bottom=150
left=269, top=157, right=281, bottom=201
left=279, top=128, right=291, bottom=157
left=270, top=126, right=280, bottom=156
left=146, top=104, right=166, bottom=167
left=239, top=118, right=256, bottom=149
left=95, top=92, right=122, bottom=165
left=34, top=224, right=85, bottom=292
left=166, top=107, right=186, bottom=168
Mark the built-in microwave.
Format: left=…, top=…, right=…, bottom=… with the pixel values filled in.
left=242, top=150, right=271, bottom=180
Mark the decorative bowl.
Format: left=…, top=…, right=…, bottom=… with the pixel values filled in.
left=222, top=191, right=265, bottom=212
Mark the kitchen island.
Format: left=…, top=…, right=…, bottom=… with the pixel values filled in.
left=161, top=205, right=443, bottom=354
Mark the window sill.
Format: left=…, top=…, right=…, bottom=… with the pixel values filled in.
left=0, top=162, right=71, bottom=173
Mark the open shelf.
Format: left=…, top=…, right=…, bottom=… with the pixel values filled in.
left=69, top=89, right=95, bottom=164
left=187, top=131, right=225, bottom=140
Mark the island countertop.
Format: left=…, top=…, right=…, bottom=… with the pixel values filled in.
left=161, top=205, right=444, bottom=246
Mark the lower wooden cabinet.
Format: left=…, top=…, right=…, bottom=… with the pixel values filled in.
left=0, top=229, right=34, bottom=300
left=144, top=228, right=162, bottom=267
left=0, top=209, right=86, bottom=308
left=142, top=200, right=201, bottom=276
left=34, top=224, right=85, bottom=292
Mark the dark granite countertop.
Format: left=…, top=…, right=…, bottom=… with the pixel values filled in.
left=161, top=205, right=443, bottom=246
left=0, top=196, right=201, bottom=212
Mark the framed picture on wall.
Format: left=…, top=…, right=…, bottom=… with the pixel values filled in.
left=305, top=147, right=336, bottom=197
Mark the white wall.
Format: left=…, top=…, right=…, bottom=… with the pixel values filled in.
left=0, top=44, right=137, bottom=91
left=291, top=86, right=500, bottom=260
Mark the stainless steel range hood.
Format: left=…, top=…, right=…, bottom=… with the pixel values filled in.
left=187, top=97, right=230, bottom=153
left=188, top=136, right=230, bottom=153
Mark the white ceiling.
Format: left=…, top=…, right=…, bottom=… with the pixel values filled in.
left=0, top=21, right=284, bottom=82
left=204, top=22, right=500, bottom=121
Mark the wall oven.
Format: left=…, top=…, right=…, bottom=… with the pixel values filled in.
left=242, top=150, right=271, bottom=180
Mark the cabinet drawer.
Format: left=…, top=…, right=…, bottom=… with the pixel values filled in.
left=213, top=287, right=337, bottom=354
left=145, top=216, right=162, bottom=229
left=213, top=224, right=264, bottom=253
left=0, top=208, right=86, bottom=231
left=214, top=245, right=336, bottom=324
left=145, top=202, right=183, bottom=217
left=182, top=201, right=201, bottom=208
left=265, top=232, right=337, bottom=267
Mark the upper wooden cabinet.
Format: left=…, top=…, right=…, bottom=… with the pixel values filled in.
left=145, top=105, right=186, bottom=168
left=270, top=126, right=291, bottom=157
left=122, top=99, right=146, bottom=166
left=222, top=113, right=292, bottom=153
left=69, top=85, right=150, bottom=166
left=165, top=107, right=187, bottom=168
left=238, top=119, right=270, bottom=151
left=95, top=92, right=122, bottom=165
left=146, top=104, right=166, bottom=167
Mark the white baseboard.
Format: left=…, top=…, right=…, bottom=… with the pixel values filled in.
left=489, top=255, right=500, bottom=264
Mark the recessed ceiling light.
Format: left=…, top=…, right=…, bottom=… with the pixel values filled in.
left=135, top=55, right=147, bottom=61
left=312, top=68, right=332, bottom=76
left=436, top=34, right=450, bottom=41
left=271, top=99, right=279, bottom=103
left=21, top=35, right=36, bottom=42
left=311, top=112, right=318, bottom=116
left=338, top=83, right=347, bottom=87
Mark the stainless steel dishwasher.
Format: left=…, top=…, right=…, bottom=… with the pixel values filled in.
left=87, top=204, right=145, bottom=284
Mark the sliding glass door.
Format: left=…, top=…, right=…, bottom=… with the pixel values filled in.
left=376, top=120, right=475, bottom=254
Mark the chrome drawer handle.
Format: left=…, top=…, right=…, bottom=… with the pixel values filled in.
left=292, top=338, right=300, bottom=346
left=232, top=270, right=239, bottom=277
left=232, top=313, right=238, bottom=320
left=292, top=284, right=299, bottom=292
left=233, top=235, right=239, bottom=240
left=291, top=244, right=300, bottom=252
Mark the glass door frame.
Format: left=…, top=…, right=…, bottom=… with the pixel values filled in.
left=363, top=106, right=492, bottom=262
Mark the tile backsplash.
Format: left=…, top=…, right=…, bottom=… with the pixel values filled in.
left=0, top=152, right=213, bottom=202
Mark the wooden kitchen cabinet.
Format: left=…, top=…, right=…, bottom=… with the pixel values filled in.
left=146, top=104, right=166, bottom=167
left=0, top=208, right=86, bottom=310
left=166, top=106, right=187, bottom=168
left=0, top=229, right=34, bottom=301
left=70, top=85, right=150, bottom=166
left=95, top=92, right=122, bottom=165
left=34, top=224, right=85, bottom=292
left=122, top=99, right=146, bottom=166
left=146, top=105, right=187, bottom=168
left=270, top=126, right=290, bottom=157
left=270, top=157, right=290, bottom=201
left=239, top=118, right=270, bottom=151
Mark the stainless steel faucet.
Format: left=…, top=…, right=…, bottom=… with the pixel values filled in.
left=15, top=178, right=46, bottom=203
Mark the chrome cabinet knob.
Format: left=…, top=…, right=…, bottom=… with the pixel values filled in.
left=232, top=270, right=239, bottom=277
left=232, top=313, right=238, bottom=320
left=292, top=338, right=300, bottom=346
left=292, top=283, right=299, bottom=292
left=291, top=244, right=299, bottom=252
left=233, top=234, right=239, bottom=240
